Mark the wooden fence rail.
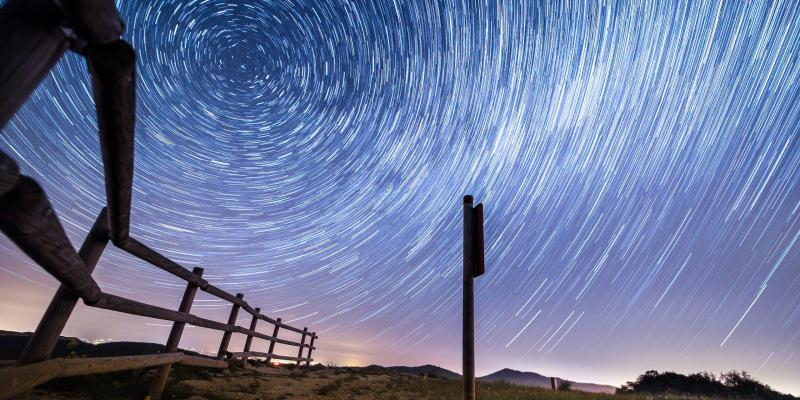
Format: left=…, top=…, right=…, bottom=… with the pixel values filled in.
left=0, top=1, right=318, bottom=399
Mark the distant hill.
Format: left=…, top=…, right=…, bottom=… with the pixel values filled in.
left=479, top=368, right=550, bottom=386
left=479, top=368, right=617, bottom=394
left=360, top=364, right=616, bottom=393
left=0, top=330, right=207, bottom=360
left=362, top=364, right=461, bottom=380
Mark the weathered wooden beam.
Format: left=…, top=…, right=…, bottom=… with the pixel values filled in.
left=0, top=151, right=20, bottom=197
left=179, top=355, right=228, bottom=369
left=149, top=266, right=204, bottom=400
left=18, top=208, right=110, bottom=365
left=91, top=293, right=310, bottom=347
left=241, top=307, right=260, bottom=363
left=86, top=39, right=135, bottom=245
left=0, top=0, right=69, bottom=129
left=278, top=321, right=308, bottom=335
left=265, top=318, right=281, bottom=364
left=60, top=0, right=124, bottom=44
left=257, top=313, right=306, bottom=336
left=227, top=351, right=312, bottom=363
left=60, top=353, right=181, bottom=377
left=117, top=237, right=208, bottom=289
left=296, top=327, right=308, bottom=365
left=217, top=293, right=243, bottom=359
left=0, top=177, right=102, bottom=304
left=92, top=292, right=228, bottom=331
left=0, top=353, right=182, bottom=400
left=205, top=283, right=254, bottom=313
left=305, top=333, right=316, bottom=366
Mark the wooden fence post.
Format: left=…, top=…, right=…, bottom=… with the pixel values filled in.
left=241, top=307, right=260, bottom=364
left=217, top=293, right=243, bottom=359
left=148, top=267, right=204, bottom=400
left=551, top=377, right=557, bottom=390
left=305, top=333, right=316, bottom=366
left=17, top=208, right=110, bottom=365
left=296, top=327, right=308, bottom=365
left=463, top=195, right=476, bottom=400
left=461, top=195, right=485, bottom=400
left=265, top=318, right=281, bottom=364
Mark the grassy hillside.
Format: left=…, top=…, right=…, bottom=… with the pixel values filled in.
left=22, top=364, right=637, bottom=400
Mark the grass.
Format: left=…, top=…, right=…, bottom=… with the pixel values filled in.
left=25, top=364, right=688, bottom=400
left=383, top=375, right=625, bottom=400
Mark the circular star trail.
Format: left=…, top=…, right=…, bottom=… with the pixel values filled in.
left=1, top=0, right=799, bottom=393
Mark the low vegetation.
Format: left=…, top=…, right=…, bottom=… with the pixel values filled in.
left=619, top=370, right=796, bottom=400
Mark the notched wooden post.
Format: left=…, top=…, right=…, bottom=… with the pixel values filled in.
left=296, top=327, right=308, bottom=366
left=18, top=208, right=110, bottom=365
left=241, top=307, right=260, bottom=364
left=266, top=318, right=281, bottom=364
left=217, top=293, right=243, bottom=360
left=305, top=333, right=316, bottom=366
left=462, top=195, right=484, bottom=400
left=149, top=267, right=204, bottom=400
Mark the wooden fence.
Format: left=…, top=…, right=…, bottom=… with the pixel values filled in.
left=0, top=1, right=317, bottom=399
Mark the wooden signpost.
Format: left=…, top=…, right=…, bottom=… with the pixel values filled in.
left=463, top=195, right=485, bottom=400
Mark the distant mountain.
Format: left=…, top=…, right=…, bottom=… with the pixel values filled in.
left=478, top=368, right=617, bottom=394
left=479, top=368, right=550, bottom=387
left=360, top=364, right=616, bottom=393
left=0, top=330, right=207, bottom=360
left=362, top=364, right=461, bottom=380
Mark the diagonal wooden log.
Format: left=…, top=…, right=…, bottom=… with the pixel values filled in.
left=85, top=39, right=135, bottom=245
left=0, top=151, right=20, bottom=197
left=117, top=237, right=209, bottom=289
left=0, top=0, right=69, bottom=128
left=0, top=176, right=102, bottom=304
left=91, top=293, right=309, bottom=347
left=17, top=208, right=110, bottom=365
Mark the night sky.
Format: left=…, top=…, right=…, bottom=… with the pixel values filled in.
left=1, top=0, right=799, bottom=395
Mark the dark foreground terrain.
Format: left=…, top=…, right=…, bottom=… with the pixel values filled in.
left=2, top=331, right=795, bottom=400
left=17, top=364, right=627, bottom=400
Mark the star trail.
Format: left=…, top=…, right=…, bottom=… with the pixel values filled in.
left=1, top=0, right=799, bottom=394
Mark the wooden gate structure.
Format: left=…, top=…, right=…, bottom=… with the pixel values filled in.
left=0, top=1, right=318, bottom=399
